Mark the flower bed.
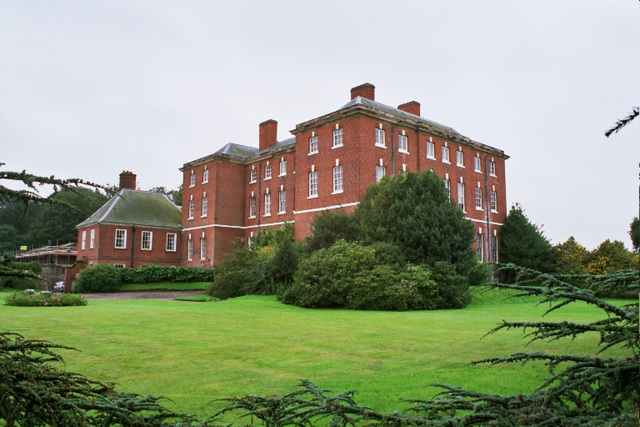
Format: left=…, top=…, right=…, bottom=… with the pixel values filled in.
left=5, top=290, right=87, bottom=307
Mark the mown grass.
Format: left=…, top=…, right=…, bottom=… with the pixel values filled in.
left=118, top=282, right=211, bottom=291
left=0, top=289, right=628, bottom=419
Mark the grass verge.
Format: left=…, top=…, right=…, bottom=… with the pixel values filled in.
left=118, top=282, right=211, bottom=292
left=0, top=290, right=628, bottom=420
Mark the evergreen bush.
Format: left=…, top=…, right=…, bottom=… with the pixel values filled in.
left=74, top=264, right=122, bottom=293
left=5, top=290, right=87, bottom=307
left=0, top=260, right=42, bottom=290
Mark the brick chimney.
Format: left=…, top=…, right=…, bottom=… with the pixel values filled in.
left=259, top=119, right=278, bottom=151
left=119, top=171, right=137, bottom=190
left=398, top=101, right=421, bottom=116
left=350, top=83, right=375, bottom=101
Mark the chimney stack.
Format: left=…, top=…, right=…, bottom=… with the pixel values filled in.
left=259, top=119, right=278, bottom=151
left=350, top=83, right=375, bottom=101
left=119, top=171, right=137, bottom=191
left=398, top=101, right=421, bottom=116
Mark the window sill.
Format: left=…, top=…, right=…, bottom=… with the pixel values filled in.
left=475, top=207, right=484, bottom=211
left=398, top=149, right=409, bottom=155
left=249, top=180, right=257, bottom=184
left=457, top=164, right=465, bottom=168
left=474, top=170, right=482, bottom=174
left=264, top=177, right=272, bottom=181
left=141, top=248, right=152, bottom=251
left=278, top=174, right=286, bottom=177
left=490, top=173, right=497, bottom=178
left=202, top=181, right=208, bottom=185
left=491, top=209, right=499, bottom=214
left=278, top=211, right=286, bottom=215
left=188, top=217, right=194, bottom=220
left=332, top=145, right=343, bottom=150
left=308, top=194, right=318, bottom=199
left=427, top=156, right=436, bottom=160
left=201, top=215, right=207, bottom=218
left=308, top=151, right=318, bottom=156
left=264, top=214, right=271, bottom=217
left=332, top=190, right=344, bottom=195
left=115, top=247, right=127, bottom=250
left=375, top=144, right=387, bottom=149
left=442, top=160, right=451, bottom=165
left=166, top=250, right=177, bottom=253
left=248, top=215, right=256, bottom=219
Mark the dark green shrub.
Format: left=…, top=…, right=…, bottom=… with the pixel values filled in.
left=347, top=264, right=429, bottom=310
left=280, top=240, right=378, bottom=308
left=430, top=261, right=471, bottom=309
left=119, top=265, right=214, bottom=284
left=5, top=291, right=87, bottom=307
left=74, top=264, right=122, bottom=293
left=304, top=210, right=361, bottom=252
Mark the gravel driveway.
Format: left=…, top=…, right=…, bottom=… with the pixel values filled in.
left=80, top=291, right=204, bottom=301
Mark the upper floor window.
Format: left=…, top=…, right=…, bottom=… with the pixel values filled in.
left=457, top=182, right=465, bottom=211
left=249, top=196, right=256, bottom=218
left=398, top=134, right=408, bottom=153
left=202, top=168, right=209, bottom=183
left=188, top=197, right=195, bottom=219
left=264, top=164, right=272, bottom=180
left=90, top=229, right=95, bottom=249
left=201, top=195, right=208, bottom=217
left=115, top=229, right=127, bottom=249
left=189, top=171, right=195, bottom=187
left=166, top=233, right=177, bottom=252
left=442, top=146, right=450, bottom=164
left=456, top=150, right=465, bottom=167
left=333, top=128, right=343, bottom=148
left=309, top=171, right=319, bottom=198
left=278, top=190, right=286, bottom=214
left=264, top=192, right=271, bottom=216
left=427, top=141, right=435, bottom=159
left=491, top=234, right=498, bottom=262
left=376, top=165, right=386, bottom=183
left=333, top=165, right=343, bottom=194
left=141, top=231, right=153, bottom=251
left=250, top=168, right=257, bottom=183
left=477, top=232, right=484, bottom=261
left=81, top=231, right=86, bottom=250
left=309, top=136, right=318, bottom=154
left=475, top=187, right=483, bottom=210
left=490, top=191, right=498, bottom=212
left=375, top=128, right=386, bottom=147
left=279, top=160, right=287, bottom=176
left=474, top=156, right=482, bottom=173
left=489, top=160, right=497, bottom=176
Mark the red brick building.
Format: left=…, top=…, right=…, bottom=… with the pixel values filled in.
left=75, top=171, right=182, bottom=268
left=181, top=83, right=508, bottom=266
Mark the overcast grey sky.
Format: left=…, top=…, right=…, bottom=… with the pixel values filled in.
left=1, top=1, right=638, bottom=250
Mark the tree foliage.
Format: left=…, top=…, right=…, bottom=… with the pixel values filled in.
left=355, top=171, right=476, bottom=274
left=586, top=239, right=637, bottom=275
left=630, top=216, right=639, bottom=253
left=499, top=206, right=553, bottom=272
left=304, top=209, right=361, bottom=252
left=551, top=236, right=589, bottom=274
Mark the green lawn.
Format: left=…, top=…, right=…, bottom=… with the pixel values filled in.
left=0, top=290, right=628, bottom=419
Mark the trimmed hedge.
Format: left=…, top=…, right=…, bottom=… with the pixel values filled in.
left=120, top=265, right=214, bottom=284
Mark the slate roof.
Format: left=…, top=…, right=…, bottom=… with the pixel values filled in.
left=77, top=189, right=182, bottom=229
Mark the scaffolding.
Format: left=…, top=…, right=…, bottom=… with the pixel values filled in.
left=12, top=243, right=77, bottom=289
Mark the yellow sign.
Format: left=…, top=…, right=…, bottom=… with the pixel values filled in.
left=20, top=246, right=27, bottom=251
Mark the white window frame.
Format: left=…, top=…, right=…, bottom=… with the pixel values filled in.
left=457, top=182, right=466, bottom=212
left=141, top=231, right=153, bottom=251
left=188, top=198, right=195, bottom=219
left=375, top=128, right=386, bottom=147
left=250, top=168, right=257, bottom=183
left=187, top=237, right=193, bottom=261
left=475, top=187, right=483, bottom=210
left=264, top=192, right=271, bottom=217
left=115, top=229, right=127, bottom=249
left=189, top=171, right=195, bottom=187
left=90, top=229, right=95, bottom=249
left=490, top=191, right=498, bottom=212
left=81, top=231, right=86, bottom=250
left=264, top=164, right=272, bottom=180
left=491, top=234, right=498, bottom=262
left=202, top=168, right=209, bottom=184
left=474, top=156, right=482, bottom=173
left=278, top=190, right=286, bottom=214
left=200, top=236, right=206, bottom=260
left=477, top=232, right=484, bottom=260
left=201, top=195, right=208, bottom=217
left=489, top=161, right=497, bottom=177
left=309, top=136, right=318, bottom=154
left=376, top=165, right=386, bottom=183
left=249, top=196, right=256, bottom=218
left=456, top=150, right=465, bottom=167
left=332, top=165, right=344, bottom=194
left=279, top=160, right=287, bottom=176
left=427, top=141, right=435, bottom=159
left=398, top=134, right=408, bottom=153
left=442, top=146, right=450, bottom=164
left=166, top=233, right=177, bottom=252
left=332, top=128, right=343, bottom=148
left=309, top=171, right=319, bottom=198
